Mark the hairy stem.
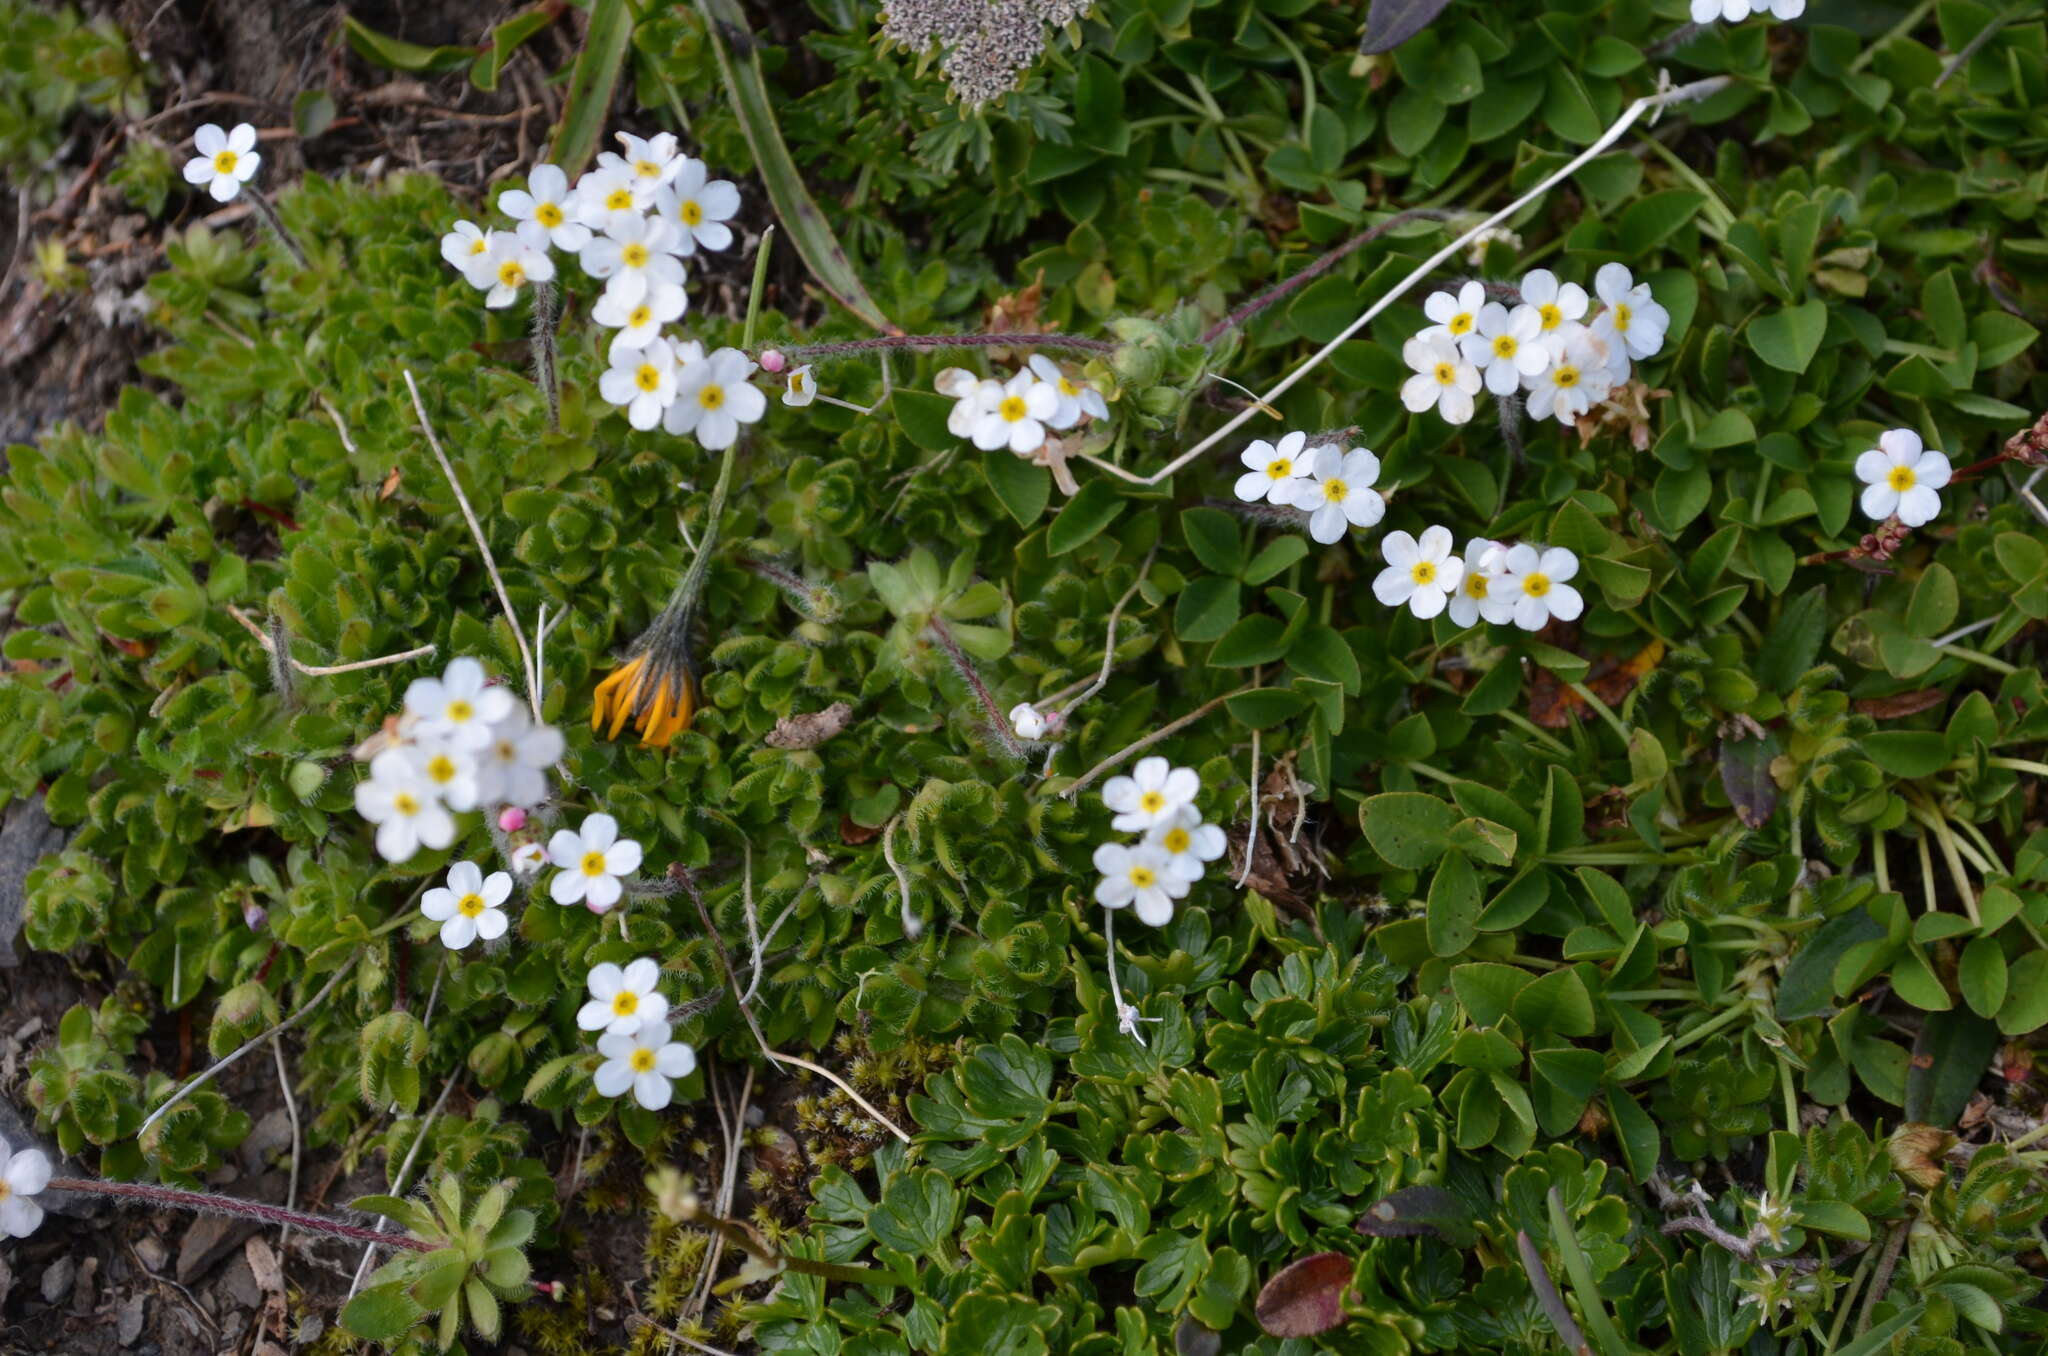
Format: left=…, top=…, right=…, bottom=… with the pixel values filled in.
left=1199, top=208, right=1454, bottom=344
left=766, top=333, right=1117, bottom=364
left=927, top=617, right=1025, bottom=759
left=47, top=1177, right=430, bottom=1250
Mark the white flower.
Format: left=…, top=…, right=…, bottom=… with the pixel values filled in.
left=597, top=131, right=685, bottom=203
left=594, top=1020, right=696, bottom=1111
left=782, top=365, right=817, bottom=407
left=581, top=213, right=686, bottom=309
left=405, top=658, right=516, bottom=752
left=1101, top=756, right=1200, bottom=832
left=1692, top=0, right=1803, bottom=21
left=1751, top=1190, right=1797, bottom=1247
left=1517, top=268, right=1588, bottom=337
left=1401, top=334, right=1483, bottom=425
left=354, top=750, right=457, bottom=863
left=463, top=231, right=555, bottom=310
left=1010, top=702, right=1048, bottom=740
left=1460, top=303, right=1551, bottom=396
left=441, top=220, right=491, bottom=271
left=1526, top=330, right=1613, bottom=424
left=1855, top=429, right=1950, bottom=527
left=1420, top=280, right=1487, bottom=343
left=407, top=741, right=480, bottom=813
left=600, top=336, right=680, bottom=431
left=593, top=278, right=687, bottom=357
left=500, top=165, right=591, bottom=253
left=547, top=812, right=644, bottom=912
left=1025, top=354, right=1107, bottom=427
left=572, top=166, right=644, bottom=234
left=1283, top=444, right=1386, bottom=545
left=1144, top=807, right=1227, bottom=883
left=656, top=159, right=741, bottom=253
left=577, top=957, right=671, bottom=1036
left=1372, top=526, right=1466, bottom=620
left=1447, top=538, right=1514, bottom=628
left=668, top=347, right=766, bottom=449
left=476, top=707, right=564, bottom=809
left=510, top=842, right=547, bottom=876
left=937, top=368, right=1002, bottom=437
left=182, top=123, right=261, bottom=203
left=972, top=370, right=1059, bottom=453
left=1092, top=842, right=1187, bottom=927
left=1233, top=430, right=1310, bottom=504
left=1497, top=544, right=1585, bottom=632
left=0, top=1136, right=50, bottom=1238
left=1464, top=225, right=1522, bottom=268
left=1591, top=262, right=1671, bottom=364
left=420, top=861, right=512, bottom=950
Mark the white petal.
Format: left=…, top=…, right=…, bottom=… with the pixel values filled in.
left=593, top=1059, right=635, bottom=1097
left=584, top=874, right=623, bottom=910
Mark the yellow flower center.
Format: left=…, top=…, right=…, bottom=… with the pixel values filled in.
left=468, top=236, right=488, bottom=255
left=635, top=364, right=661, bottom=393
left=1553, top=365, right=1579, bottom=389
left=0, top=1183, right=11, bottom=1203
left=634, top=159, right=662, bottom=179
left=1161, top=827, right=1191, bottom=854
left=1524, top=572, right=1553, bottom=598
left=679, top=199, right=704, bottom=227
left=447, top=699, right=474, bottom=723
left=536, top=202, right=564, bottom=228
left=791, top=373, right=810, bottom=394
left=213, top=150, right=239, bottom=174
left=1492, top=334, right=1518, bottom=359
left=1434, top=362, right=1457, bottom=385
left=999, top=395, right=1029, bottom=422
left=1448, top=312, right=1474, bottom=335
left=627, top=304, right=652, bottom=329
left=698, top=383, right=725, bottom=410
left=612, top=991, right=640, bottom=1016
left=496, top=260, right=526, bottom=288
left=630, top=1048, right=657, bottom=1072
left=425, top=754, right=458, bottom=785
left=1139, top=790, right=1166, bottom=814
left=1613, top=302, right=1633, bottom=332
left=1265, top=458, right=1292, bottom=479
left=1128, top=866, right=1157, bottom=889
left=581, top=851, right=609, bottom=877
left=457, top=893, right=486, bottom=918
left=393, top=792, right=420, bottom=817
left=621, top=242, right=650, bottom=269
left=1537, top=303, right=1562, bottom=330
left=1058, top=377, right=1079, bottom=395
left=1325, top=478, right=1349, bottom=502
left=1411, top=561, right=1437, bottom=585
left=1887, top=465, right=1916, bottom=491
left=1464, top=573, right=1489, bottom=598
left=605, top=188, right=634, bottom=211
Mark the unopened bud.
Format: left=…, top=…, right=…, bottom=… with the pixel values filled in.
left=242, top=902, right=268, bottom=931
left=498, top=806, right=527, bottom=833
left=759, top=349, right=787, bottom=374
left=1888, top=1123, right=1956, bottom=1189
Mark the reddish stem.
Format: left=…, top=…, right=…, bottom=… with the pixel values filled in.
left=47, top=1178, right=433, bottom=1251
left=1947, top=450, right=2013, bottom=483
left=766, top=333, right=1116, bottom=363
left=927, top=618, right=1025, bottom=759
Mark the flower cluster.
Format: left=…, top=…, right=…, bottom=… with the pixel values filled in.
left=1692, top=0, right=1803, bottom=23
left=1375, top=531, right=1585, bottom=631
left=1403, top=265, right=1669, bottom=428
left=579, top=959, right=696, bottom=1110
left=439, top=131, right=764, bottom=450
left=937, top=355, right=1110, bottom=458
left=1093, top=758, right=1227, bottom=927
left=182, top=123, right=262, bottom=202
left=354, top=658, right=563, bottom=863
left=1232, top=431, right=1387, bottom=545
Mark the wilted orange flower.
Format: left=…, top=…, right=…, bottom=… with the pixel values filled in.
left=591, top=648, right=696, bottom=747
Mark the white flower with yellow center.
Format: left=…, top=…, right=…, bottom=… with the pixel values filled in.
left=1693, top=0, right=1803, bottom=21
left=476, top=706, right=564, bottom=809
left=1855, top=429, right=1950, bottom=526
left=656, top=159, right=741, bottom=254
left=1025, top=354, right=1109, bottom=428
left=597, top=131, right=685, bottom=204
left=405, top=657, right=516, bottom=751
left=782, top=364, right=817, bottom=407
left=462, top=231, right=555, bottom=310
left=593, top=281, right=687, bottom=358
left=1233, top=430, right=1310, bottom=505
left=971, top=369, right=1060, bottom=453
left=1283, top=444, right=1387, bottom=545
left=1144, top=807, right=1227, bottom=883
left=668, top=347, right=766, bottom=450
left=599, top=337, right=680, bottom=431
left=182, top=122, right=261, bottom=202
left=510, top=842, right=547, bottom=876
left=1460, top=302, right=1551, bottom=395
left=355, top=750, right=456, bottom=863
left=441, top=220, right=490, bottom=271
left=571, top=166, right=645, bottom=234
left=580, top=212, right=686, bottom=309
left=1448, top=538, right=1513, bottom=628
left=421, top=860, right=512, bottom=951
left=1527, top=330, right=1613, bottom=424
left=1591, top=262, right=1671, bottom=366
left=499, top=164, right=591, bottom=253
left=407, top=741, right=480, bottom=813
left=547, top=812, right=644, bottom=912
left=1102, top=756, right=1200, bottom=832
left=937, top=367, right=1003, bottom=437
left=1497, top=544, right=1585, bottom=632
left=595, top=1020, right=696, bottom=1110
left=1400, top=334, right=1482, bottom=425
left=0, top=1135, right=50, bottom=1238
left=1420, top=280, right=1487, bottom=343
left=1517, top=269, right=1588, bottom=336
left=1372, top=525, right=1466, bottom=620
left=577, top=957, right=670, bottom=1036
left=1092, top=842, right=1187, bottom=927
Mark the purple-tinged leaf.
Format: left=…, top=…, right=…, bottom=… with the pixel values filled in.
left=1354, top=1185, right=1478, bottom=1247
left=1718, top=728, right=1782, bottom=829
left=1359, top=0, right=1454, bottom=54
left=1255, top=1251, right=1354, bottom=1338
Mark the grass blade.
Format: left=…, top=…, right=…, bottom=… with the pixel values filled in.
left=1545, top=1187, right=1630, bottom=1356
left=553, top=0, right=634, bottom=177
left=693, top=0, right=897, bottom=334
left=1836, top=1304, right=1926, bottom=1356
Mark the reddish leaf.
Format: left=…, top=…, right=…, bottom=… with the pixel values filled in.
left=1854, top=688, right=1948, bottom=720
left=1255, top=1251, right=1354, bottom=1338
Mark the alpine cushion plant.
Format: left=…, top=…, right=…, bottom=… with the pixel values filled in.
left=4, top=1, right=2048, bottom=1353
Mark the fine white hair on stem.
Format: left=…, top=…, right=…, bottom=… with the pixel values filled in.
left=1075, top=74, right=1735, bottom=489
left=1050, top=544, right=1158, bottom=724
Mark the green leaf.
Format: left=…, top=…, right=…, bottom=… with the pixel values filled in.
left=1175, top=576, right=1240, bottom=642
left=982, top=452, right=1050, bottom=526
left=1226, top=687, right=1310, bottom=729
left=1181, top=507, right=1244, bottom=575
left=1905, top=1010, right=1999, bottom=1126
left=1862, top=731, right=1951, bottom=777
left=550, top=0, right=633, bottom=176
left=1512, top=967, right=1596, bottom=1037
left=1746, top=299, right=1829, bottom=373
left=1904, top=563, right=1958, bottom=637
left=471, top=9, right=555, bottom=92
left=1361, top=792, right=1457, bottom=869
left=1831, top=1305, right=1925, bottom=1356
left=1995, top=951, right=2048, bottom=1034
left=340, top=1283, right=426, bottom=1342
left=870, top=1167, right=960, bottom=1259
left=1207, top=613, right=1291, bottom=667
left=1617, top=190, right=1705, bottom=255
left=1046, top=480, right=1127, bottom=556
left=341, top=16, right=474, bottom=73
left=1426, top=851, right=1481, bottom=957
left=1360, top=0, right=1454, bottom=54
left=1958, top=936, right=2008, bottom=1018
left=1777, top=906, right=1884, bottom=1021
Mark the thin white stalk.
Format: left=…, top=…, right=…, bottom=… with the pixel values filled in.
left=348, top=1076, right=460, bottom=1297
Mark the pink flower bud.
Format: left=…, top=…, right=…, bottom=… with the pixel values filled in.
left=498, top=806, right=527, bottom=833
left=759, top=349, right=787, bottom=374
